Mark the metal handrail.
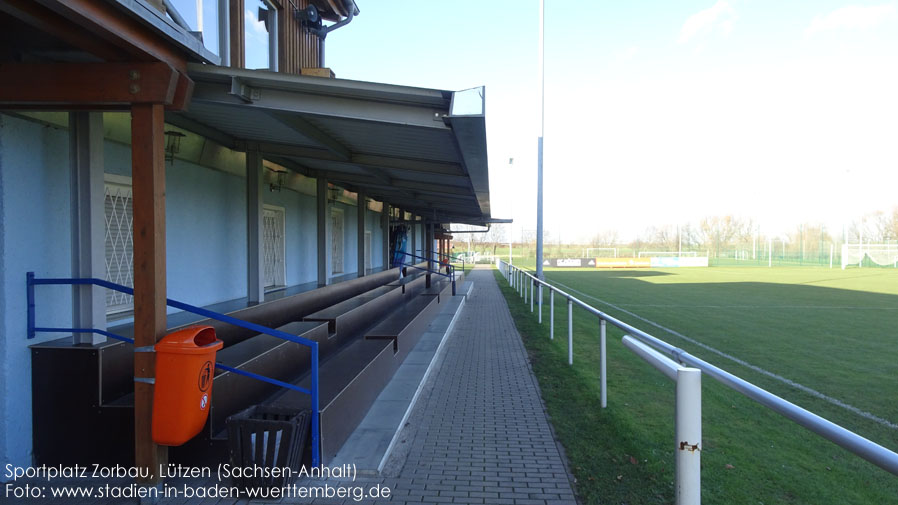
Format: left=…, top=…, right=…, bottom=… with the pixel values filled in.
left=395, top=251, right=459, bottom=295
left=623, top=335, right=701, bottom=505
left=26, top=272, right=321, bottom=466
left=497, top=260, right=898, bottom=477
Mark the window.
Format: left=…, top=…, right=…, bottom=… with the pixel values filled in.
left=262, top=205, right=286, bottom=289
left=104, top=175, right=134, bottom=314
left=331, top=208, right=344, bottom=274
left=245, top=0, right=278, bottom=70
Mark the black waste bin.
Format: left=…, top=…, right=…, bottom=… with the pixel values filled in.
left=226, top=405, right=310, bottom=490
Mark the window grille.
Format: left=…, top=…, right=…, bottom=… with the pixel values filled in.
left=331, top=209, right=344, bottom=274
left=263, top=205, right=286, bottom=288
left=104, top=178, right=134, bottom=314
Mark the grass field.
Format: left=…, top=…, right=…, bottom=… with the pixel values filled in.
left=494, top=265, right=898, bottom=504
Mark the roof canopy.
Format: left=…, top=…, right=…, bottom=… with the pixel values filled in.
left=170, top=64, right=491, bottom=224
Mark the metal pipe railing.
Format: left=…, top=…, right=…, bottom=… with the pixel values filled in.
left=623, top=335, right=701, bottom=505
left=27, top=272, right=322, bottom=466
left=395, top=250, right=457, bottom=296
left=496, top=260, right=898, bottom=478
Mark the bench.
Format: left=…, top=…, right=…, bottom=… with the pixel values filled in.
left=209, top=321, right=329, bottom=435
left=303, top=284, right=402, bottom=348
left=386, top=270, right=427, bottom=295
left=167, top=266, right=404, bottom=347
left=365, top=293, right=444, bottom=363
left=264, top=337, right=396, bottom=462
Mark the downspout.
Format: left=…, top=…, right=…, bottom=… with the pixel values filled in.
left=315, top=1, right=356, bottom=67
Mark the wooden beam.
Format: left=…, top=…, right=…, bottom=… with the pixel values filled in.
left=35, top=0, right=190, bottom=71
left=229, top=0, right=245, bottom=68
left=130, top=103, right=168, bottom=483
left=0, top=63, right=179, bottom=107
left=0, top=0, right=130, bottom=61
left=168, top=72, right=195, bottom=111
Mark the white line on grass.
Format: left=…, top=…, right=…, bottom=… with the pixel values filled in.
left=615, top=304, right=898, bottom=310
left=551, top=280, right=898, bottom=430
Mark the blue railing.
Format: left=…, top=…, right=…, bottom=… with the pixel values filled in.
left=26, top=272, right=321, bottom=467
left=394, top=251, right=458, bottom=296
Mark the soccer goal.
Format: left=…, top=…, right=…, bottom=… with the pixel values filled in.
left=841, top=243, right=898, bottom=269
left=586, top=247, right=617, bottom=258
left=637, top=251, right=698, bottom=258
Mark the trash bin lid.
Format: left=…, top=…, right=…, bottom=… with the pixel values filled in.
left=155, top=325, right=223, bottom=354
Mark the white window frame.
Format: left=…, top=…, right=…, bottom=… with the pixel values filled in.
left=262, top=204, right=287, bottom=290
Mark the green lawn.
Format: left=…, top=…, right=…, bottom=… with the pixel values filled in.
left=495, top=266, right=898, bottom=504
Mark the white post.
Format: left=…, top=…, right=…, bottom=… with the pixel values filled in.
left=538, top=285, right=543, bottom=323
left=550, top=289, right=555, bottom=340
left=530, top=279, right=534, bottom=312
left=600, top=318, right=607, bottom=408
left=567, top=299, right=573, bottom=366
left=829, top=243, right=834, bottom=269
left=196, top=0, right=204, bottom=31
left=218, top=0, right=230, bottom=66
left=676, top=368, right=702, bottom=505
left=768, top=238, right=772, bottom=267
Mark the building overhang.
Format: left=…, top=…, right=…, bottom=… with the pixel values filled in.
left=170, top=64, right=492, bottom=225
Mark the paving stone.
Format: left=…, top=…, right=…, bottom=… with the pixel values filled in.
left=288, top=268, right=578, bottom=505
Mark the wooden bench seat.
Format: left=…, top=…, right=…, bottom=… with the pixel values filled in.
left=365, top=285, right=449, bottom=363
left=209, top=321, right=328, bottom=435
left=265, top=337, right=396, bottom=461
left=168, top=267, right=403, bottom=347
left=303, top=284, right=402, bottom=347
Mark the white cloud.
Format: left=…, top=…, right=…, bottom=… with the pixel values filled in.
left=679, top=1, right=736, bottom=44
left=617, top=46, right=639, bottom=61
left=245, top=9, right=268, bottom=37
left=805, top=4, right=897, bottom=37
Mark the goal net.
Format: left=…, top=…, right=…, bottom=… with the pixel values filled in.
left=637, top=251, right=698, bottom=258
left=841, top=244, right=898, bottom=269
left=586, top=247, right=618, bottom=258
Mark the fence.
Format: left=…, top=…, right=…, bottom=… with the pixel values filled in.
left=497, top=259, right=898, bottom=504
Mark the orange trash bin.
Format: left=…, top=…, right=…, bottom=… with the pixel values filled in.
left=151, top=325, right=223, bottom=446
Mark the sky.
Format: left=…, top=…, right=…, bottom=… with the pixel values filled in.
left=200, top=0, right=898, bottom=242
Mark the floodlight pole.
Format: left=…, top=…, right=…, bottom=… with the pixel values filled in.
left=509, top=158, right=514, bottom=265
left=535, top=0, right=545, bottom=280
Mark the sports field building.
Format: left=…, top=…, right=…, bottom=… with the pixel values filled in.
left=0, top=0, right=495, bottom=478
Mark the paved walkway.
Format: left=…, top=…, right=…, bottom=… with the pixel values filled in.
left=358, top=266, right=578, bottom=505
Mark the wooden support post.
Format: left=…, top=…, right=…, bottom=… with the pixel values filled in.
left=357, top=191, right=366, bottom=277
left=229, top=0, right=245, bottom=68
left=130, top=103, right=168, bottom=483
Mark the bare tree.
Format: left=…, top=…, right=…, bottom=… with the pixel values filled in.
left=590, top=229, right=619, bottom=247
left=698, top=215, right=754, bottom=257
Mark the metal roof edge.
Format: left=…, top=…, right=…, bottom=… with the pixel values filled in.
left=110, top=0, right=221, bottom=65
left=186, top=64, right=452, bottom=108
